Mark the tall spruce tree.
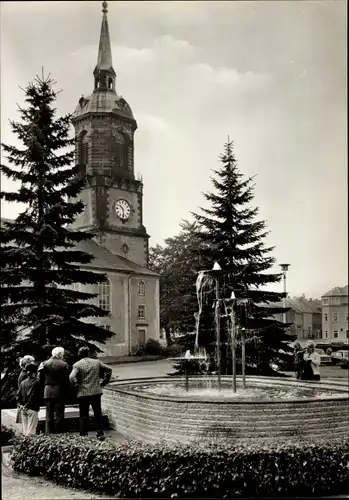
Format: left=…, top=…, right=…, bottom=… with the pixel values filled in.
left=192, top=140, right=293, bottom=375
left=0, top=74, right=112, bottom=391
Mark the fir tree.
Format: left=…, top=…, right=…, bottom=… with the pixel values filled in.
left=192, top=140, right=293, bottom=375
left=0, top=74, right=112, bottom=387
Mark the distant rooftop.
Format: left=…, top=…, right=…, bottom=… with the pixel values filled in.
left=273, top=296, right=322, bottom=314
left=322, top=285, right=348, bottom=298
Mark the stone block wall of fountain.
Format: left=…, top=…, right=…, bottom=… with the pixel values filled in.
left=102, top=376, right=349, bottom=444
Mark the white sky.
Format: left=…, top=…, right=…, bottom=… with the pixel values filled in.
left=1, top=1, right=347, bottom=299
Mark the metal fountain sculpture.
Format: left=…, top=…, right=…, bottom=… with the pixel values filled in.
left=169, top=261, right=253, bottom=393
left=105, top=262, right=348, bottom=443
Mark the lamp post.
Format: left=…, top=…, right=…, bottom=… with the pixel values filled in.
left=279, top=264, right=290, bottom=324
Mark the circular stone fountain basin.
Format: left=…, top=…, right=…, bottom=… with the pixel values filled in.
left=102, top=376, right=349, bottom=444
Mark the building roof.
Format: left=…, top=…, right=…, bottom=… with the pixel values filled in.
left=303, top=298, right=322, bottom=314
left=73, top=1, right=134, bottom=121
left=75, top=239, right=159, bottom=277
left=95, top=1, right=114, bottom=73
left=0, top=218, right=158, bottom=278
left=322, top=285, right=348, bottom=298
left=73, top=92, right=134, bottom=120
left=275, top=297, right=321, bottom=314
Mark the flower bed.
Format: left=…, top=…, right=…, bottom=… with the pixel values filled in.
left=10, top=434, right=349, bottom=498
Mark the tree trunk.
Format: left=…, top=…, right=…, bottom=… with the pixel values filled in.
left=164, top=326, right=173, bottom=347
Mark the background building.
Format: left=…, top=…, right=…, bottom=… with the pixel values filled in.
left=274, top=296, right=322, bottom=340
left=321, top=285, right=348, bottom=344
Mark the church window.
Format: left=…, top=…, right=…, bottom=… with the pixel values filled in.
left=95, top=78, right=100, bottom=89
left=138, top=305, right=145, bottom=320
left=81, top=142, right=88, bottom=166
left=77, top=130, right=88, bottom=174
left=108, top=77, right=113, bottom=90
left=116, top=142, right=124, bottom=166
left=98, top=280, right=111, bottom=312
left=138, top=281, right=145, bottom=296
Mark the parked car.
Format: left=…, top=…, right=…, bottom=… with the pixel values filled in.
left=331, top=350, right=349, bottom=366
left=315, top=348, right=332, bottom=365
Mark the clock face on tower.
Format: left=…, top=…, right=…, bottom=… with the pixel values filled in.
left=115, top=199, right=131, bottom=220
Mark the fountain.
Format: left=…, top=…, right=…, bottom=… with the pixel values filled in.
left=101, top=264, right=349, bottom=444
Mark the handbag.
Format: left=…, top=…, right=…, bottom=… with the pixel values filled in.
left=15, top=405, right=22, bottom=424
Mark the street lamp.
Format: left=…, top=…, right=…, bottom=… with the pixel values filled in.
left=279, top=263, right=290, bottom=324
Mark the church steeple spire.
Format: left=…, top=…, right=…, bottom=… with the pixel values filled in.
left=94, top=1, right=116, bottom=92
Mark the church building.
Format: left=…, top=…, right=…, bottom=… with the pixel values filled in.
left=70, top=1, right=160, bottom=357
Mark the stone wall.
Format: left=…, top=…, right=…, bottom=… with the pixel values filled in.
left=102, top=377, right=349, bottom=444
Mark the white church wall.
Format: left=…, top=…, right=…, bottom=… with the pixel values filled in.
left=102, top=233, right=147, bottom=268
left=130, top=275, right=160, bottom=351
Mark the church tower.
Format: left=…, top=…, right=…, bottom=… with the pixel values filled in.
left=71, top=1, right=149, bottom=267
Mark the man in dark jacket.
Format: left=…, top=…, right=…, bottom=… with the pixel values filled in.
left=38, top=347, right=70, bottom=434
left=17, top=363, right=41, bottom=435
left=69, top=347, right=112, bottom=441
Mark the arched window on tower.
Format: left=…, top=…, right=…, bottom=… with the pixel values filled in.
left=95, top=78, right=100, bottom=90
left=98, top=279, right=111, bottom=313
left=111, top=132, right=125, bottom=168
left=108, top=77, right=113, bottom=90
left=77, top=130, right=88, bottom=176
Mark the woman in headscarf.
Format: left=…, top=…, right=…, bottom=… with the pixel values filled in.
left=16, top=355, right=35, bottom=424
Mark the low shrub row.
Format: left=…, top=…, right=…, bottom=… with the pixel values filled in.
left=135, top=338, right=183, bottom=358
left=1, top=424, right=17, bottom=447
left=10, top=433, right=349, bottom=497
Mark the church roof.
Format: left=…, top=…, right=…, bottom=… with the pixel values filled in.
left=322, top=285, right=348, bottom=297
left=73, top=2, right=135, bottom=122
left=0, top=218, right=158, bottom=278
left=94, top=1, right=114, bottom=74
left=75, top=238, right=159, bottom=277
left=73, top=92, right=135, bottom=120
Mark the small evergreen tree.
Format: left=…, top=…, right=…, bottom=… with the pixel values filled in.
left=192, top=140, right=292, bottom=375
left=0, top=74, right=112, bottom=402
left=149, top=220, right=209, bottom=345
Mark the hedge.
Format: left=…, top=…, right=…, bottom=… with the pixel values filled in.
left=1, top=424, right=17, bottom=447
left=10, top=434, right=349, bottom=497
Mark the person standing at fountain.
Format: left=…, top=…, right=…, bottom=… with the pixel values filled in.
left=303, top=341, right=321, bottom=381
left=16, top=355, right=35, bottom=424
left=17, top=363, right=41, bottom=435
left=69, top=347, right=112, bottom=441
left=37, top=347, right=70, bottom=434
left=293, top=342, right=304, bottom=380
